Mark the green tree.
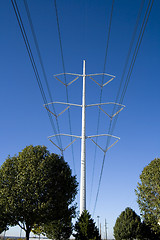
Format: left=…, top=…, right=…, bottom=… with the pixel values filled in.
left=0, top=206, right=9, bottom=233
left=0, top=145, right=78, bottom=240
left=113, top=207, right=142, bottom=240
left=32, top=213, right=73, bottom=240
left=140, top=221, right=158, bottom=240
left=42, top=218, right=72, bottom=240
left=74, top=210, right=100, bottom=240
left=135, top=158, right=160, bottom=236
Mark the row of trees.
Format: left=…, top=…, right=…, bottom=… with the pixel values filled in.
left=1, top=145, right=159, bottom=239
left=0, top=145, right=100, bottom=240
left=113, top=158, right=160, bottom=239
left=113, top=207, right=158, bottom=240
left=32, top=210, right=100, bottom=240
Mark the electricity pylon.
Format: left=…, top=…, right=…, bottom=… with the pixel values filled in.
left=44, top=60, right=125, bottom=215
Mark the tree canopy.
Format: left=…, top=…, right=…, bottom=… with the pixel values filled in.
left=0, top=145, right=78, bottom=240
left=32, top=212, right=73, bottom=240
left=135, top=158, right=160, bottom=236
left=38, top=218, right=72, bottom=240
left=113, top=207, right=142, bottom=240
left=140, top=221, right=158, bottom=240
left=74, top=210, right=100, bottom=240
left=0, top=206, right=9, bottom=234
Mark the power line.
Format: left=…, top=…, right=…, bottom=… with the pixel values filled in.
left=111, top=0, right=154, bottom=136
left=102, top=0, right=147, bottom=169
left=104, top=0, right=149, bottom=154
left=23, top=0, right=63, bottom=151
left=120, top=0, right=153, bottom=103
left=93, top=0, right=154, bottom=215
left=105, top=0, right=146, bottom=153
left=53, top=0, right=76, bottom=174
left=102, top=0, right=115, bottom=85
left=89, top=0, right=115, bottom=209
left=11, top=0, right=61, bottom=149
left=112, top=0, right=145, bottom=117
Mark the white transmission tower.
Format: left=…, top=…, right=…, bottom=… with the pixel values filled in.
left=44, top=60, right=125, bottom=215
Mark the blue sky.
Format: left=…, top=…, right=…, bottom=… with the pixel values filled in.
left=0, top=0, right=160, bottom=239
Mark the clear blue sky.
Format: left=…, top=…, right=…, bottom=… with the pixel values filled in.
left=0, top=0, right=160, bottom=239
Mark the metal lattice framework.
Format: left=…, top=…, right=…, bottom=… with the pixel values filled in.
left=44, top=60, right=125, bottom=214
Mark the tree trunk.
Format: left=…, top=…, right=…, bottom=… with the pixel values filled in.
left=26, top=228, right=30, bottom=240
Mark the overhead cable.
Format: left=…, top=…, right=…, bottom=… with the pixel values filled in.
left=111, top=0, right=154, bottom=135
left=23, top=0, right=63, bottom=151
left=112, top=0, right=145, bottom=117
left=11, top=0, right=61, bottom=150
left=93, top=0, right=154, bottom=215
left=89, top=0, right=115, bottom=209
left=53, top=0, right=76, bottom=174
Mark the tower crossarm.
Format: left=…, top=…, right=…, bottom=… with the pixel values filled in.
left=54, top=73, right=82, bottom=86
left=48, top=132, right=120, bottom=154
left=86, top=102, right=125, bottom=107
left=44, top=101, right=125, bottom=120
left=86, top=73, right=115, bottom=77
left=44, top=101, right=82, bottom=118
left=86, top=73, right=115, bottom=87
left=86, top=102, right=125, bottom=120
left=44, top=101, right=82, bottom=107
left=87, top=134, right=120, bottom=153
left=48, top=133, right=81, bottom=152
left=54, top=72, right=116, bottom=88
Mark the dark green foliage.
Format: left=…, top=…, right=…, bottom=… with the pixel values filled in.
left=42, top=218, right=72, bottom=240
left=113, top=207, right=142, bottom=240
left=0, top=145, right=78, bottom=240
left=74, top=210, right=100, bottom=240
left=140, top=221, right=160, bottom=240
left=135, top=158, right=160, bottom=235
left=32, top=213, right=73, bottom=240
left=0, top=207, right=9, bottom=234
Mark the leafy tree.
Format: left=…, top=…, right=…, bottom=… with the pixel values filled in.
left=113, top=207, right=142, bottom=240
left=0, top=206, right=9, bottom=233
left=74, top=210, right=100, bottom=240
left=32, top=213, right=73, bottom=240
left=135, top=158, right=160, bottom=236
left=0, top=145, right=78, bottom=240
left=42, top=218, right=72, bottom=240
left=140, top=221, right=159, bottom=240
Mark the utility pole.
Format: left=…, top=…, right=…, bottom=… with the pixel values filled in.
left=97, top=215, right=100, bottom=234
left=44, top=60, right=125, bottom=216
left=80, top=60, right=86, bottom=214
left=105, top=219, right=107, bottom=240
